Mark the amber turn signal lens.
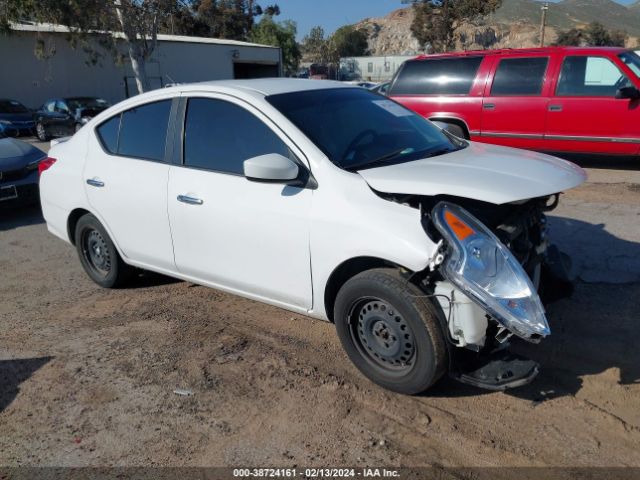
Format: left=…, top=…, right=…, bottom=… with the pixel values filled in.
left=443, top=210, right=475, bottom=241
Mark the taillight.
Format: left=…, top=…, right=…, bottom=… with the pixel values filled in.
left=38, top=157, right=57, bottom=176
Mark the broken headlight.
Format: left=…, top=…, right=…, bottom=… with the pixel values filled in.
left=432, top=202, right=550, bottom=340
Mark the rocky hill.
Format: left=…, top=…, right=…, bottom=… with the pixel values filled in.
left=355, top=0, right=640, bottom=56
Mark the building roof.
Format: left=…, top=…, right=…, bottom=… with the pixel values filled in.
left=10, top=22, right=278, bottom=49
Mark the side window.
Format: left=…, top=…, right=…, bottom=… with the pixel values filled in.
left=491, top=57, right=548, bottom=96
left=44, top=101, right=55, bottom=113
left=183, top=98, right=290, bottom=175
left=55, top=101, right=69, bottom=113
left=118, top=100, right=171, bottom=161
left=390, top=56, right=483, bottom=95
left=557, top=56, right=631, bottom=97
left=96, top=115, right=121, bottom=153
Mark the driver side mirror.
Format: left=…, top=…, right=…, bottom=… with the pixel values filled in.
left=615, top=86, right=640, bottom=100
left=243, top=153, right=299, bottom=184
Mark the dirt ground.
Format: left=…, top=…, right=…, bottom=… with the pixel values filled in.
left=1, top=155, right=639, bottom=469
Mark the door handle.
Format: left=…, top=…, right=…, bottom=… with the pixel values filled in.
left=483, top=103, right=495, bottom=110
left=177, top=194, right=203, bottom=205
left=86, top=178, right=105, bottom=188
left=549, top=104, right=563, bottom=112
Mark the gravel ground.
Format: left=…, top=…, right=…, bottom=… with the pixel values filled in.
left=0, top=144, right=639, bottom=468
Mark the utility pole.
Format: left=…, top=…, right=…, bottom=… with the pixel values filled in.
left=540, top=2, right=549, bottom=47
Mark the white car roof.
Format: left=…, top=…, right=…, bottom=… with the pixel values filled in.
left=174, top=78, right=351, bottom=97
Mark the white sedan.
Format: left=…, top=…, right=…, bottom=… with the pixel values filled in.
left=39, top=79, right=586, bottom=394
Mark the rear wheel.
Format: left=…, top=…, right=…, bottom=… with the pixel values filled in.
left=74, top=213, right=133, bottom=288
left=446, top=123, right=466, bottom=139
left=334, top=268, right=447, bottom=394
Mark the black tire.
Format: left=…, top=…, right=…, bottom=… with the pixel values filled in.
left=36, top=122, right=49, bottom=141
left=74, top=213, right=133, bottom=288
left=334, top=268, right=447, bottom=394
left=443, top=123, right=467, bottom=139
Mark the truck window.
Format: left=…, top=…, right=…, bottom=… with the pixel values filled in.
left=490, top=57, right=549, bottom=96
left=390, top=56, right=483, bottom=96
left=557, top=56, right=632, bottom=97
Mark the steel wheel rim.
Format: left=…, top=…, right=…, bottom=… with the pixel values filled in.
left=348, top=297, right=416, bottom=375
left=36, top=123, right=45, bottom=139
left=81, top=228, right=111, bottom=277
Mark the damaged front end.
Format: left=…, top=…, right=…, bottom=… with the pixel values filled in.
left=410, top=194, right=573, bottom=390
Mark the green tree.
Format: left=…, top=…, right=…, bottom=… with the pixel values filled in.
left=585, top=22, right=612, bottom=46
left=301, top=25, right=329, bottom=64
left=555, top=28, right=583, bottom=46
left=329, top=25, right=368, bottom=58
left=607, top=29, right=628, bottom=48
left=406, top=0, right=502, bottom=52
left=250, top=15, right=300, bottom=75
left=555, top=22, right=628, bottom=48
left=192, top=0, right=280, bottom=40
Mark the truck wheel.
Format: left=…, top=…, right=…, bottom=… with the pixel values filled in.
left=74, top=213, right=133, bottom=288
left=334, top=268, right=447, bottom=394
left=442, top=123, right=466, bottom=139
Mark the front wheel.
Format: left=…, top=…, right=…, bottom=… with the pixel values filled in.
left=36, top=122, right=49, bottom=141
left=74, top=213, right=133, bottom=288
left=334, top=268, right=447, bottom=394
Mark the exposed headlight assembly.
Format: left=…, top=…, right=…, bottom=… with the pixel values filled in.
left=432, top=202, right=550, bottom=340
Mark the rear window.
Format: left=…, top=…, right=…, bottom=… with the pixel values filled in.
left=96, top=100, right=171, bottom=161
left=491, top=57, right=548, bottom=96
left=96, top=115, right=120, bottom=153
left=390, top=56, right=483, bottom=96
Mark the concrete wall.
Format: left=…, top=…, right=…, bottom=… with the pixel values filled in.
left=0, top=31, right=280, bottom=108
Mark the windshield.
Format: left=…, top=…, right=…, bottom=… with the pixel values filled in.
left=619, top=51, right=640, bottom=79
left=266, top=88, right=462, bottom=171
left=0, top=99, right=29, bottom=114
left=66, top=97, right=109, bottom=110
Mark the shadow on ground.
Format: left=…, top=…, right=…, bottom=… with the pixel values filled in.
left=0, top=357, right=53, bottom=413
left=429, top=216, right=640, bottom=402
left=0, top=205, right=44, bottom=232
left=127, top=270, right=182, bottom=289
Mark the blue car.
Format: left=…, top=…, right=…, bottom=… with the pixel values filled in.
left=0, top=138, right=46, bottom=207
left=0, top=99, right=35, bottom=137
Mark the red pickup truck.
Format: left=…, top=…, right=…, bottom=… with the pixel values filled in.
left=389, top=47, right=640, bottom=158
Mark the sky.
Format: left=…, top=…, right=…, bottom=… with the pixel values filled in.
left=273, top=0, right=638, bottom=40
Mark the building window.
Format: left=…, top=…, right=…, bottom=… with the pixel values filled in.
left=368, top=62, right=373, bottom=73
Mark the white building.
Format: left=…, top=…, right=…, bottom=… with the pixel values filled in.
left=1, top=23, right=282, bottom=108
left=339, top=55, right=415, bottom=82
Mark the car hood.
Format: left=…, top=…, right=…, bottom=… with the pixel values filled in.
left=357, top=142, right=587, bottom=204
left=0, top=138, right=46, bottom=170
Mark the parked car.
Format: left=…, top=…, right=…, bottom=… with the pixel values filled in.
left=39, top=79, right=586, bottom=394
left=0, top=99, right=35, bottom=137
left=35, top=97, right=110, bottom=141
left=370, top=81, right=390, bottom=95
left=389, top=47, right=640, bottom=158
left=345, top=81, right=379, bottom=89
left=0, top=138, right=47, bottom=207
